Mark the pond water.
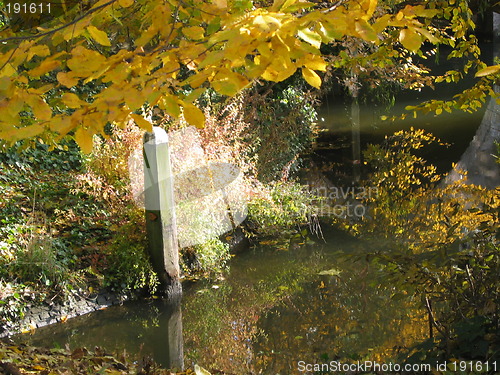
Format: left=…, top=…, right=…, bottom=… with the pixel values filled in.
left=14, top=228, right=428, bottom=374
left=314, top=43, right=492, bottom=180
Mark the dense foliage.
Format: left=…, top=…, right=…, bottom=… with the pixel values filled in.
left=0, top=0, right=498, bottom=152
left=330, top=129, right=499, bottom=366
left=0, top=127, right=160, bottom=334
left=0, top=0, right=498, bottom=371
left=0, top=339, right=214, bottom=374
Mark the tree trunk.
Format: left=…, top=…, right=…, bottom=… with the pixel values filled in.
left=445, top=12, right=500, bottom=189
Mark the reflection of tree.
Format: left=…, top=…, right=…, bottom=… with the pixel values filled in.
left=343, top=129, right=500, bottom=363
left=182, top=239, right=428, bottom=374
left=253, top=261, right=427, bottom=374
left=181, top=248, right=327, bottom=373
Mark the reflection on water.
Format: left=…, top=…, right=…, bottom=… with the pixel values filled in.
left=14, top=228, right=427, bottom=374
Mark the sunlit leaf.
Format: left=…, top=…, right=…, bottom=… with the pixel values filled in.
left=87, top=26, right=111, bottom=47
left=302, top=67, right=321, bottom=89
left=355, top=19, right=377, bottom=42
left=183, top=103, right=205, bottom=128
left=130, top=113, right=153, bottom=132
left=475, top=64, right=500, bottom=77
left=57, top=72, right=79, bottom=88
left=399, top=28, right=422, bottom=52
left=28, top=60, right=60, bottom=78
left=183, top=26, right=205, bottom=40
left=297, top=28, right=322, bottom=49
left=318, top=268, right=341, bottom=276
left=75, top=127, right=94, bottom=154
left=61, top=93, right=85, bottom=109
left=194, top=364, right=212, bottom=375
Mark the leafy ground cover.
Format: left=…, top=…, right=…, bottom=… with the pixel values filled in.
left=0, top=132, right=158, bottom=335
left=0, top=339, right=216, bottom=375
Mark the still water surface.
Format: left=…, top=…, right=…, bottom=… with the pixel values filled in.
left=15, top=228, right=428, bottom=374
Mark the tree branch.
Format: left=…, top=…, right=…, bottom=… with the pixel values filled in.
left=0, top=0, right=118, bottom=44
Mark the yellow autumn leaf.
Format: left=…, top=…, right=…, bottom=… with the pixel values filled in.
left=28, top=96, right=52, bottom=120
left=124, top=88, right=145, bottom=110
left=212, top=70, right=249, bottom=96
left=87, top=26, right=111, bottom=47
left=262, top=61, right=297, bottom=82
left=62, top=93, right=85, bottom=109
left=0, top=77, right=11, bottom=92
left=278, top=0, right=298, bottom=11
left=253, top=15, right=281, bottom=32
left=0, top=64, right=16, bottom=78
left=183, top=103, right=205, bottom=128
left=130, top=113, right=153, bottom=132
left=67, top=46, right=107, bottom=76
left=75, top=127, right=94, bottom=154
left=399, top=28, right=422, bottom=52
left=27, top=45, right=50, bottom=61
left=183, top=26, right=205, bottom=40
left=28, top=60, right=60, bottom=78
left=162, top=95, right=180, bottom=117
left=297, top=28, right=322, bottom=49
left=135, top=27, right=157, bottom=47
left=212, top=0, right=226, bottom=8
left=14, top=124, right=45, bottom=140
left=194, top=364, right=212, bottom=375
left=184, top=88, right=205, bottom=103
left=361, top=0, right=377, bottom=18
left=118, top=0, right=134, bottom=7
left=212, top=79, right=239, bottom=96
left=184, top=71, right=210, bottom=88
left=475, top=64, right=500, bottom=77
left=302, top=67, right=321, bottom=89
left=49, top=116, right=73, bottom=136
left=302, top=55, right=327, bottom=71
left=62, top=18, right=90, bottom=41
left=414, top=27, right=439, bottom=44
left=355, top=19, right=378, bottom=42
left=57, top=72, right=79, bottom=88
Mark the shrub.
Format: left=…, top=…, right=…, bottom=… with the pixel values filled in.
left=103, top=218, right=159, bottom=295
left=340, top=128, right=500, bottom=363
left=181, top=238, right=231, bottom=279
left=246, top=181, right=320, bottom=238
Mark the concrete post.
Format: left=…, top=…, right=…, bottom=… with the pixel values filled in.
left=143, top=127, right=182, bottom=298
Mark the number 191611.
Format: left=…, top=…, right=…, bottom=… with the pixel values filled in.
left=449, top=361, right=497, bottom=372
left=5, top=3, right=51, bottom=14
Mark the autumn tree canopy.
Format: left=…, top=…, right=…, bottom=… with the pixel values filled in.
left=0, top=0, right=496, bottom=152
